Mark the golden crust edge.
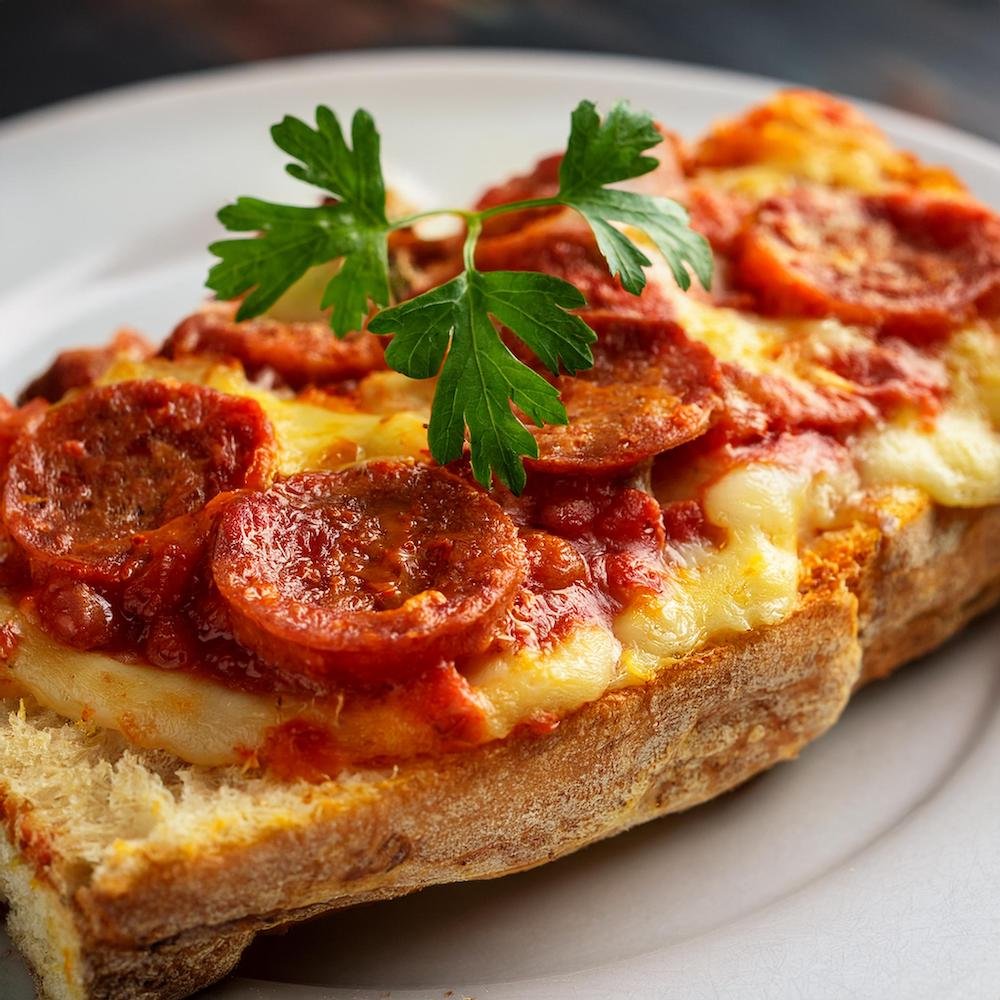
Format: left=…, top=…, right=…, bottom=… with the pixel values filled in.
left=2, top=500, right=999, bottom=1000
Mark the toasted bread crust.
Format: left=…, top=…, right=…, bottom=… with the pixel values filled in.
left=3, top=499, right=1000, bottom=1000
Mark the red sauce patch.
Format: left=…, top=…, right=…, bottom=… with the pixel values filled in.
left=491, top=474, right=668, bottom=650
left=0, top=396, right=47, bottom=472
left=253, top=663, right=488, bottom=780
left=254, top=718, right=346, bottom=783
left=407, top=662, right=488, bottom=744
left=660, top=498, right=710, bottom=548
left=0, top=620, right=21, bottom=664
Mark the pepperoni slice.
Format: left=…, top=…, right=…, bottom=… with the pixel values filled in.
left=526, top=313, right=721, bottom=474
left=476, top=226, right=670, bottom=317
left=17, top=329, right=153, bottom=405
left=823, top=336, right=947, bottom=416
left=685, top=185, right=754, bottom=255
left=163, top=304, right=386, bottom=389
left=211, top=461, right=526, bottom=685
left=718, top=363, right=874, bottom=441
left=3, top=381, right=275, bottom=583
left=476, top=152, right=564, bottom=238
left=736, top=187, right=1000, bottom=336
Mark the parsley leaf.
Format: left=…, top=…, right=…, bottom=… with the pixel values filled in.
left=555, top=100, right=712, bottom=294
left=371, top=271, right=592, bottom=493
left=207, top=108, right=389, bottom=335
left=206, top=99, right=714, bottom=492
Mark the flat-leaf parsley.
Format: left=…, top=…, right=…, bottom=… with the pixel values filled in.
left=207, top=100, right=712, bottom=492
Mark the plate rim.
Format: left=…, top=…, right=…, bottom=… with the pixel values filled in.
left=4, top=46, right=1000, bottom=170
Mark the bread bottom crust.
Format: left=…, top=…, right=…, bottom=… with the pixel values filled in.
left=3, top=499, right=1000, bottom=1000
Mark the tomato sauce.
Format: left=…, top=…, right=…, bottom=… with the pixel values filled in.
left=0, top=621, right=20, bottom=664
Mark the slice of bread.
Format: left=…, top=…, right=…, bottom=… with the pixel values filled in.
left=2, top=492, right=998, bottom=1000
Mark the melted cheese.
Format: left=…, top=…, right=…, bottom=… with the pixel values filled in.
left=693, top=89, right=962, bottom=197
left=101, top=358, right=431, bottom=476
left=0, top=600, right=308, bottom=766
left=855, top=325, right=1000, bottom=507
left=616, top=458, right=856, bottom=675
left=1, top=601, right=621, bottom=764
left=466, top=626, right=622, bottom=740
left=857, top=409, right=1000, bottom=508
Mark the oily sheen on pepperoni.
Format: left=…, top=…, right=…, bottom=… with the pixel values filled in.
left=2, top=381, right=274, bottom=583
left=737, top=187, right=1000, bottom=335
left=211, top=461, right=526, bottom=685
left=164, top=307, right=386, bottom=389
left=527, top=313, right=721, bottom=474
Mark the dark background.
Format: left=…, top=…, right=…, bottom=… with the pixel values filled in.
left=2, top=0, right=1000, bottom=139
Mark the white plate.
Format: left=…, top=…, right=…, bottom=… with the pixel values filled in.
left=1, top=50, right=999, bottom=1000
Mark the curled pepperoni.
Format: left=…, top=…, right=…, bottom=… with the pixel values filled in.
left=718, top=363, right=873, bottom=441
left=736, top=187, right=1000, bottom=336
left=211, top=461, right=526, bottom=685
left=527, top=313, right=721, bottom=474
left=17, top=329, right=153, bottom=405
left=2, top=381, right=274, bottom=584
left=163, top=304, right=386, bottom=389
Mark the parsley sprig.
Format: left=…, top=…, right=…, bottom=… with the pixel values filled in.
left=207, top=100, right=712, bottom=492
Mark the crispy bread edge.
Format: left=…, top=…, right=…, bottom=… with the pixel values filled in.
left=3, top=500, right=1000, bottom=1000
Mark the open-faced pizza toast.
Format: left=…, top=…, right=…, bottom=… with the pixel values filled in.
left=2, top=90, right=999, bottom=1000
